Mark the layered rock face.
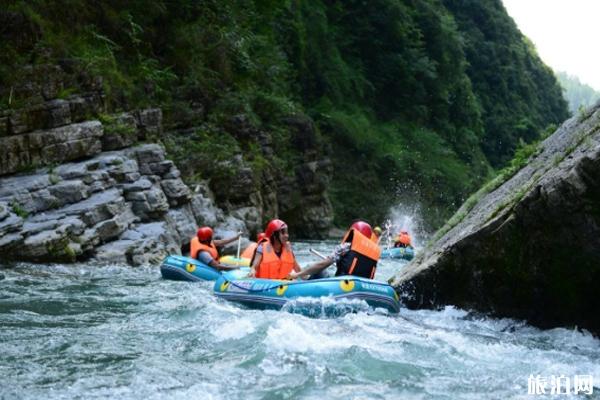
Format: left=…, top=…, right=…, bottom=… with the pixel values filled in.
left=202, top=113, right=334, bottom=239
left=1, top=62, right=333, bottom=265
left=0, top=144, right=245, bottom=265
left=391, top=103, right=600, bottom=336
left=0, top=63, right=248, bottom=265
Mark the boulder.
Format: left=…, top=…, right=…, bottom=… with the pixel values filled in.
left=390, top=103, right=600, bottom=336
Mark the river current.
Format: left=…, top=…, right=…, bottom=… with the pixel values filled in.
left=1, top=241, right=599, bottom=399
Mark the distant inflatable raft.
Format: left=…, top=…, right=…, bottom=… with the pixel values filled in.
left=380, top=246, right=415, bottom=260
left=213, top=273, right=400, bottom=314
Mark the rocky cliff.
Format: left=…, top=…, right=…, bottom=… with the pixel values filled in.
left=0, top=141, right=249, bottom=266
left=0, top=61, right=335, bottom=265
left=391, top=102, right=600, bottom=336
left=0, top=64, right=250, bottom=265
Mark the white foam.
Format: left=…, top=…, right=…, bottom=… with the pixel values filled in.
left=210, top=317, right=256, bottom=341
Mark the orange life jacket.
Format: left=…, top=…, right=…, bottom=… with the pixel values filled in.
left=256, top=241, right=296, bottom=279
left=240, top=242, right=258, bottom=259
left=395, top=233, right=412, bottom=247
left=336, top=228, right=381, bottom=279
left=190, top=237, right=219, bottom=260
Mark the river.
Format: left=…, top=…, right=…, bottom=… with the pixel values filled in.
left=1, top=241, right=598, bottom=399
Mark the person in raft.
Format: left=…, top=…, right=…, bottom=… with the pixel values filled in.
left=240, top=232, right=267, bottom=260
left=393, top=229, right=412, bottom=248
left=289, top=220, right=381, bottom=280
left=371, top=226, right=383, bottom=243
left=248, top=219, right=302, bottom=279
left=190, top=226, right=242, bottom=270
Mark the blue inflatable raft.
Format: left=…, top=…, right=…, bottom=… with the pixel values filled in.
left=213, top=273, right=400, bottom=314
left=380, top=246, right=415, bottom=261
left=160, top=255, right=248, bottom=282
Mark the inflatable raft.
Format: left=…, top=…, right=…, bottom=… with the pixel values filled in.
left=213, top=273, right=400, bottom=314
left=160, top=255, right=248, bottom=282
left=380, top=246, right=415, bottom=261
left=219, top=255, right=251, bottom=267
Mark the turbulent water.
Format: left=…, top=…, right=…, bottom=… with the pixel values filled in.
left=1, top=241, right=599, bottom=400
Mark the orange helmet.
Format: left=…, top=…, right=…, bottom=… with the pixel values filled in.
left=257, top=232, right=267, bottom=242
left=265, top=219, right=287, bottom=239
left=197, top=226, right=213, bottom=241
left=351, top=221, right=372, bottom=238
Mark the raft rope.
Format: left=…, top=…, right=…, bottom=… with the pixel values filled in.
left=219, top=276, right=393, bottom=294
left=221, top=277, right=293, bottom=293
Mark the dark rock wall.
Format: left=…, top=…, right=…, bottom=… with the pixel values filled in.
left=0, top=62, right=335, bottom=265
left=391, top=103, right=600, bottom=335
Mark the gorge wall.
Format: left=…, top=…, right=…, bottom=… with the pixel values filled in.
left=391, top=102, right=600, bottom=336
left=0, top=63, right=333, bottom=265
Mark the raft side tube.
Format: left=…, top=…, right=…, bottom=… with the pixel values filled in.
left=213, top=275, right=400, bottom=313
left=160, top=255, right=249, bottom=282
left=380, top=246, right=415, bottom=260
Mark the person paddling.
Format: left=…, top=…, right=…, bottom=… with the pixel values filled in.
left=240, top=232, right=267, bottom=260
left=190, top=227, right=242, bottom=271
left=393, top=229, right=413, bottom=248
left=248, top=219, right=302, bottom=279
left=289, top=220, right=381, bottom=280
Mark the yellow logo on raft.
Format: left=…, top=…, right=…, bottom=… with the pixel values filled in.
left=340, top=279, right=355, bottom=292
left=276, top=285, right=288, bottom=296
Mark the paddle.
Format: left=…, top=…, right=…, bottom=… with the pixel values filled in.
left=236, top=231, right=242, bottom=259
left=309, top=248, right=327, bottom=259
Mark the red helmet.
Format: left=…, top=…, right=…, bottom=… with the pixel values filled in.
left=351, top=221, right=372, bottom=238
left=265, top=219, right=287, bottom=239
left=197, top=226, right=213, bottom=241
left=256, top=232, right=267, bottom=242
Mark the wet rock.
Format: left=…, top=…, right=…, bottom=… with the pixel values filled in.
left=0, top=120, right=103, bottom=175
left=100, top=113, right=137, bottom=151
left=0, top=144, right=233, bottom=265
left=230, top=206, right=261, bottom=236
left=134, top=108, right=162, bottom=140
left=161, top=178, right=192, bottom=206
left=391, top=103, right=600, bottom=336
left=189, top=184, right=223, bottom=227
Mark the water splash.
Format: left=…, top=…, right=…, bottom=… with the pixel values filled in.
left=377, top=203, right=428, bottom=250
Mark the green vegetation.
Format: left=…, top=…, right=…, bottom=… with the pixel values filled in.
left=10, top=201, right=29, bottom=218
left=98, top=113, right=136, bottom=137
left=443, top=0, right=569, bottom=167
left=0, top=0, right=569, bottom=232
left=556, top=71, right=600, bottom=114
left=48, top=173, right=60, bottom=185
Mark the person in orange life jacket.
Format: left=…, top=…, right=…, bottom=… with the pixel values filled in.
left=248, top=219, right=302, bottom=279
left=289, top=221, right=381, bottom=280
left=240, top=232, right=267, bottom=260
left=393, top=229, right=412, bottom=248
left=190, top=226, right=242, bottom=271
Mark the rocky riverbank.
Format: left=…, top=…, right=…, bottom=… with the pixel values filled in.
left=0, top=143, right=247, bottom=265
left=0, top=61, right=337, bottom=265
